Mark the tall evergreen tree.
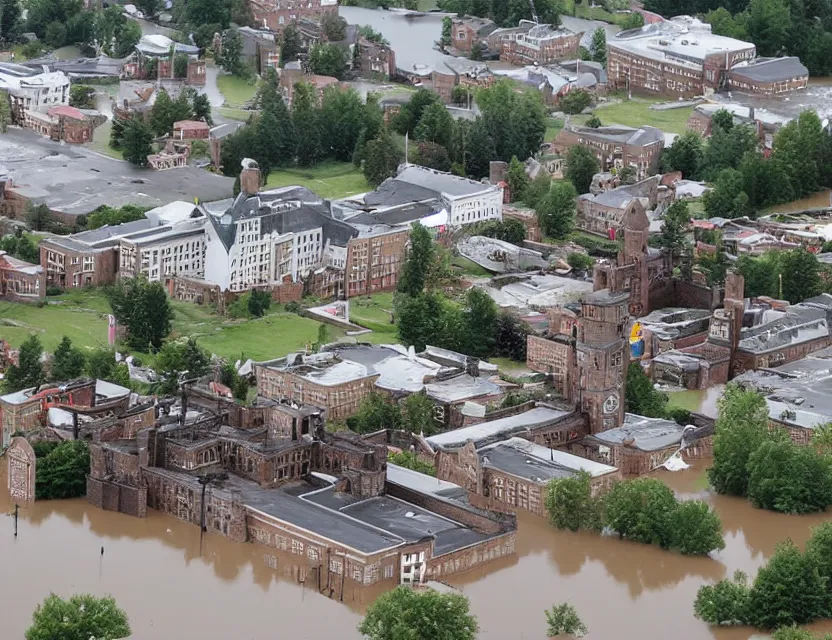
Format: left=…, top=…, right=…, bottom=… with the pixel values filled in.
left=121, top=118, right=154, bottom=167
left=537, top=181, right=577, bottom=239
left=362, top=127, right=401, bottom=187
left=320, top=87, right=365, bottom=162
left=413, top=101, right=454, bottom=145
left=51, top=336, right=86, bottom=382
left=291, top=82, right=322, bottom=167
left=564, top=145, right=600, bottom=195
left=465, top=117, right=497, bottom=180
left=256, top=70, right=295, bottom=167
left=397, top=223, right=433, bottom=297
left=4, top=335, right=46, bottom=392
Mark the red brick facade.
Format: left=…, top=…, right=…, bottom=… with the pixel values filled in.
left=345, top=230, right=408, bottom=298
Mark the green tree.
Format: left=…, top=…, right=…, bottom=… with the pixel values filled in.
left=35, top=440, right=90, bottom=500
left=257, top=72, right=295, bottom=168
left=121, top=117, right=154, bottom=167
left=105, top=277, right=173, bottom=352
left=661, top=130, right=703, bottom=179
left=69, top=85, right=95, bottom=109
left=359, top=586, right=478, bottom=640
left=309, top=42, right=347, bottom=79
left=292, top=82, right=322, bottom=167
left=537, top=181, right=577, bottom=239
left=545, top=603, right=588, bottom=638
left=703, top=168, right=751, bottom=219
left=590, top=27, right=606, bottom=64
left=779, top=248, right=822, bottom=304
left=667, top=500, right=726, bottom=555
left=25, top=593, right=130, bottom=640
left=86, top=205, right=147, bottom=230
left=747, top=0, right=792, bottom=57
left=109, top=115, right=126, bottom=149
left=388, top=451, right=436, bottom=476
left=86, top=348, right=130, bottom=387
left=544, top=471, right=602, bottom=532
left=464, top=116, right=497, bottom=180
left=701, top=125, right=758, bottom=182
left=401, top=392, right=441, bottom=436
left=0, top=89, right=11, bottom=134
left=353, top=92, right=385, bottom=167
left=414, top=101, right=454, bottom=145
left=747, top=439, right=832, bottom=514
left=585, top=114, right=602, bottom=128
left=44, top=19, right=66, bottom=46
left=605, top=478, right=676, bottom=547
left=393, top=88, right=442, bottom=137
left=363, top=127, right=402, bottom=187
left=494, top=311, right=531, bottom=362
left=0, top=0, right=22, bottom=41
left=411, top=141, right=451, bottom=172
left=748, top=540, right=830, bottom=629
left=395, top=292, right=447, bottom=352
left=3, top=335, right=46, bottom=392
left=461, top=287, right=498, bottom=358
left=693, top=570, right=751, bottom=626
left=564, top=145, right=599, bottom=195
left=51, top=336, right=86, bottom=382
left=625, top=362, right=669, bottom=418
left=280, top=24, right=302, bottom=66
left=441, top=15, right=452, bottom=45
left=155, top=338, right=211, bottom=393
left=523, top=173, right=552, bottom=209
left=320, top=87, right=367, bottom=162
left=740, top=151, right=793, bottom=211
left=321, top=12, right=347, bottom=41
left=806, top=522, right=832, bottom=589
left=25, top=203, right=54, bottom=232
left=705, top=7, right=749, bottom=40
left=505, top=155, right=529, bottom=203
left=559, top=90, right=592, bottom=115
left=217, top=29, right=244, bottom=75
left=660, top=199, right=690, bottom=259
left=398, top=223, right=433, bottom=297
left=192, top=92, right=212, bottom=125
left=185, top=0, right=231, bottom=28
left=347, top=392, right=402, bottom=434
left=247, top=289, right=271, bottom=317
left=772, top=111, right=826, bottom=199
left=708, top=384, right=771, bottom=497
left=567, top=252, right=594, bottom=271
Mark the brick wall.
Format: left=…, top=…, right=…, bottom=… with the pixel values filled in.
left=427, top=530, right=516, bottom=581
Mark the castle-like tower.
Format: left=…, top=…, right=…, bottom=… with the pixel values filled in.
left=577, top=290, right=630, bottom=435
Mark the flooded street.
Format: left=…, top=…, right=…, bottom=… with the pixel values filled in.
left=765, top=189, right=832, bottom=214
left=2, top=459, right=832, bottom=639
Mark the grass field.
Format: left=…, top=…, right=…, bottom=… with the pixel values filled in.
left=217, top=74, right=260, bottom=108
left=0, top=289, right=361, bottom=363
left=591, top=97, right=695, bottom=135
left=348, top=293, right=397, bottom=334
left=451, top=255, right=493, bottom=278
left=216, top=106, right=255, bottom=122
left=265, top=161, right=370, bottom=199
left=545, top=117, right=564, bottom=142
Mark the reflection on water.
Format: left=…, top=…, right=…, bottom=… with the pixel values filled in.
left=765, top=190, right=832, bottom=214
left=668, top=385, right=724, bottom=417
left=3, top=459, right=832, bottom=639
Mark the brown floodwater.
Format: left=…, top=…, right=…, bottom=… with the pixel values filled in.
left=2, top=460, right=832, bottom=640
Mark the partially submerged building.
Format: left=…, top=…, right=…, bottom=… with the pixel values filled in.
left=501, top=23, right=581, bottom=65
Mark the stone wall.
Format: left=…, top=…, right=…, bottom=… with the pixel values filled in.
left=427, top=530, right=516, bottom=582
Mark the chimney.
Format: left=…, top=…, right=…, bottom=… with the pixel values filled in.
left=465, top=356, right=480, bottom=378
left=240, top=158, right=261, bottom=196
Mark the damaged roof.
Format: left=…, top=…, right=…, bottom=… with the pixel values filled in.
left=591, top=413, right=686, bottom=452
left=738, top=304, right=829, bottom=355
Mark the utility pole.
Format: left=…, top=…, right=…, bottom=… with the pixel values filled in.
left=13, top=504, right=18, bottom=538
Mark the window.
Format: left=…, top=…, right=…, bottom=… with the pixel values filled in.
left=352, top=566, right=362, bottom=581
left=330, top=559, right=343, bottom=575
left=307, top=547, right=319, bottom=561
left=383, top=564, right=394, bottom=579
left=291, top=539, right=304, bottom=554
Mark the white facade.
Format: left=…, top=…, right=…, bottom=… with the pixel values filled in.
left=0, top=64, right=70, bottom=118
left=446, top=189, right=503, bottom=227
left=120, top=224, right=206, bottom=282
left=205, top=215, right=330, bottom=293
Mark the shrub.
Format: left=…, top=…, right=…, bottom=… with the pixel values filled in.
left=559, top=90, right=593, bottom=115
left=566, top=252, right=594, bottom=271
left=284, top=300, right=302, bottom=314
left=388, top=452, right=436, bottom=476
left=544, top=471, right=602, bottom=532
left=35, top=440, right=90, bottom=500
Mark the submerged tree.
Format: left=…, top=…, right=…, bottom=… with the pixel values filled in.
left=25, top=593, right=130, bottom=640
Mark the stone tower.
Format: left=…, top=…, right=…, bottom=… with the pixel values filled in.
left=577, top=290, right=630, bottom=435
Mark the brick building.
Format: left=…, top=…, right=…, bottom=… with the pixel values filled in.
left=0, top=250, right=44, bottom=302
left=451, top=15, right=496, bottom=53
left=344, top=228, right=408, bottom=298
left=173, top=120, right=210, bottom=140
left=356, top=38, right=397, bottom=79
left=500, top=23, right=581, bottom=65
left=280, top=63, right=340, bottom=105
left=607, top=17, right=806, bottom=99
left=248, top=0, right=338, bottom=32
left=25, top=105, right=95, bottom=144
left=553, top=125, right=664, bottom=183
left=85, top=388, right=516, bottom=589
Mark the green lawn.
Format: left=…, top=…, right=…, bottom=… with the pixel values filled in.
left=452, top=255, right=493, bottom=278
left=0, top=289, right=374, bottom=363
left=348, top=293, right=396, bottom=333
left=217, top=73, right=260, bottom=108
left=216, top=106, right=255, bottom=122
left=545, top=117, right=564, bottom=142
left=593, top=97, right=694, bottom=135
left=265, top=161, right=370, bottom=199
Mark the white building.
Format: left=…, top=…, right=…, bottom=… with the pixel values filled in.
left=0, top=62, right=69, bottom=122
left=394, top=165, right=503, bottom=227
left=118, top=218, right=207, bottom=282
left=203, top=186, right=358, bottom=292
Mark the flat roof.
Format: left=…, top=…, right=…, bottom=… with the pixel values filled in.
left=427, top=406, right=572, bottom=450
left=591, top=413, right=685, bottom=452
left=479, top=437, right=617, bottom=484
left=395, top=165, right=498, bottom=199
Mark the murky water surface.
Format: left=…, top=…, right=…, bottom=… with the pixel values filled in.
left=2, top=457, right=832, bottom=639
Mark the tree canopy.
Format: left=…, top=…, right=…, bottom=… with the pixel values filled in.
left=25, top=593, right=130, bottom=640
left=358, top=586, right=478, bottom=640
left=105, top=277, right=173, bottom=352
